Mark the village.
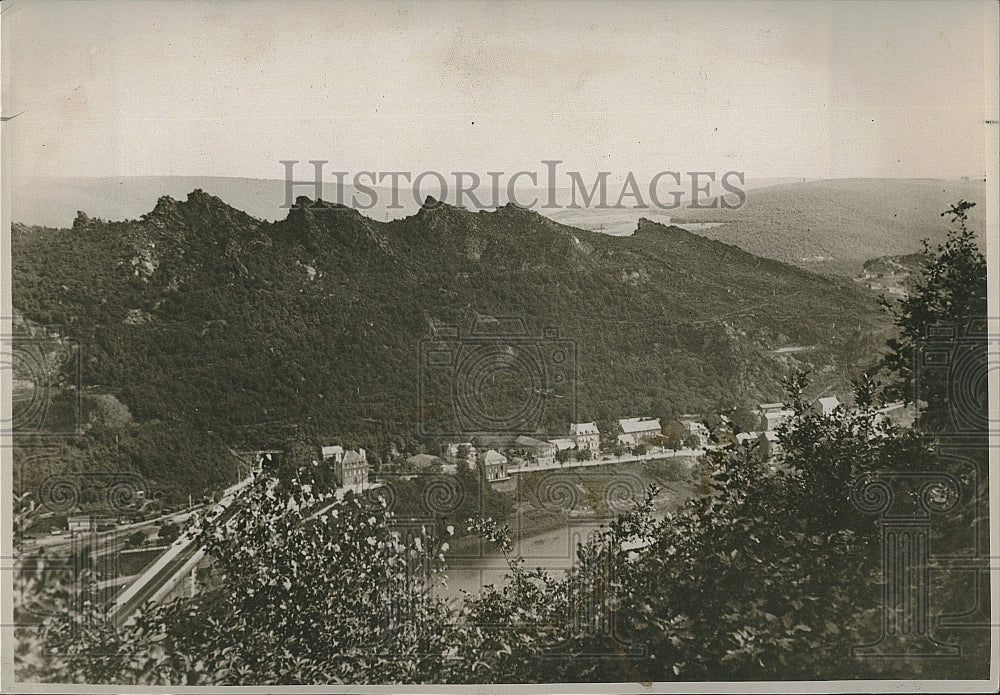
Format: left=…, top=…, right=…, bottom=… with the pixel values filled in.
left=308, top=395, right=910, bottom=492
left=24, top=394, right=912, bottom=543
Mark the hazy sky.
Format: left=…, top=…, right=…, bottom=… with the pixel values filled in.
left=2, top=0, right=996, bottom=182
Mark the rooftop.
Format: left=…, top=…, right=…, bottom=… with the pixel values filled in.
left=483, top=449, right=508, bottom=465
left=515, top=435, right=553, bottom=449
left=342, top=449, right=367, bottom=465
left=619, top=417, right=662, bottom=433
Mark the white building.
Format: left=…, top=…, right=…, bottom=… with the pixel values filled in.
left=618, top=417, right=662, bottom=443
left=482, top=449, right=510, bottom=481
left=569, top=422, right=601, bottom=452
left=817, top=396, right=841, bottom=416
left=764, top=410, right=794, bottom=431
left=548, top=438, right=576, bottom=451
left=337, top=449, right=369, bottom=490
left=320, top=445, right=344, bottom=464
left=678, top=419, right=710, bottom=440
left=758, top=430, right=782, bottom=459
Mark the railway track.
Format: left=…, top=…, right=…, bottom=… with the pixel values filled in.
left=108, top=480, right=249, bottom=624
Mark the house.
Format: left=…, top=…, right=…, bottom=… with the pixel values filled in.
left=872, top=401, right=907, bottom=427
left=735, top=431, right=758, bottom=446
left=765, top=410, right=794, bottom=431
left=678, top=419, right=710, bottom=445
left=320, top=445, right=344, bottom=465
left=617, top=433, right=637, bottom=449
left=618, top=417, right=662, bottom=444
left=817, top=396, right=841, bottom=416
left=548, top=438, right=576, bottom=451
left=679, top=419, right=709, bottom=438
left=757, top=403, right=794, bottom=431
left=481, top=449, right=510, bottom=482
left=336, top=449, right=369, bottom=490
left=569, top=422, right=600, bottom=452
left=514, top=435, right=556, bottom=467
left=755, top=404, right=795, bottom=431
left=758, top=430, right=782, bottom=459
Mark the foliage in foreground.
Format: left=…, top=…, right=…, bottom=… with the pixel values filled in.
left=15, top=380, right=988, bottom=683
left=14, top=205, right=990, bottom=684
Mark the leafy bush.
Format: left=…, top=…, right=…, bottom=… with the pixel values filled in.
left=13, top=202, right=989, bottom=684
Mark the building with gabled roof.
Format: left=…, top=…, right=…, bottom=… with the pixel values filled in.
left=481, top=449, right=510, bottom=481
left=817, top=396, right=841, bottom=416
left=618, top=417, right=662, bottom=443
left=514, top=435, right=556, bottom=466
left=320, top=445, right=344, bottom=464
left=763, top=409, right=794, bottom=431
left=617, top=433, right=637, bottom=449
left=406, top=453, right=444, bottom=472
left=336, top=448, right=369, bottom=490
left=569, top=422, right=600, bottom=452
left=758, top=430, right=782, bottom=459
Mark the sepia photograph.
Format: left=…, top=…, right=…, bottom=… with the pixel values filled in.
left=1, top=0, right=997, bottom=691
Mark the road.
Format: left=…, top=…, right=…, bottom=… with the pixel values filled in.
left=506, top=447, right=706, bottom=476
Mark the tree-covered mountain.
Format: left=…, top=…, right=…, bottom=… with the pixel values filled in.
left=671, top=177, right=988, bottom=276
left=12, top=190, right=890, bottom=497
left=17, top=202, right=989, bottom=686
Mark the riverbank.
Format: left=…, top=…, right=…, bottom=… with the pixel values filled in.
left=440, top=455, right=704, bottom=601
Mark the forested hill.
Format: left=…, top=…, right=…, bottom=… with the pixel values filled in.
left=671, top=177, right=988, bottom=276
left=12, top=190, right=889, bottom=476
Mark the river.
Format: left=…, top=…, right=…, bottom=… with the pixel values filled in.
left=434, top=484, right=690, bottom=604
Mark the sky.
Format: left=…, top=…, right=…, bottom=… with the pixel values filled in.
left=1, top=0, right=997, bottom=183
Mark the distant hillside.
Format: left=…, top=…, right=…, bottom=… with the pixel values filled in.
left=671, top=178, right=987, bottom=276
left=854, top=252, right=930, bottom=300
left=13, top=176, right=981, bottom=279
left=9, top=175, right=817, bottom=230
left=12, top=191, right=891, bottom=497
